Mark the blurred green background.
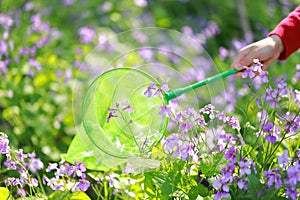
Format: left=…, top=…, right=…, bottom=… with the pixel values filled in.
left=0, top=0, right=299, bottom=164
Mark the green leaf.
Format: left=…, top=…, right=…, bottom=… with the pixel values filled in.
left=144, top=170, right=175, bottom=199
left=49, top=191, right=70, bottom=200
left=70, top=192, right=91, bottom=200
left=49, top=191, right=90, bottom=200
left=259, top=188, right=288, bottom=200
left=0, top=187, right=11, bottom=200
left=244, top=174, right=264, bottom=199
left=144, top=173, right=157, bottom=198
left=188, top=184, right=209, bottom=199
left=199, top=153, right=226, bottom=177
left=61, top=126, right=125, bottom=171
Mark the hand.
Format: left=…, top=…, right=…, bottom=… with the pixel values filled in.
left=231, top=35, right=285, bottom=77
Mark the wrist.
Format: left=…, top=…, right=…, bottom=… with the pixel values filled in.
left=270, top=34, right=285, bottom=54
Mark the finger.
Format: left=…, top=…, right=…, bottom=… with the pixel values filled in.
left=231, top=46, right=253, bottom=70
left=261, top=55, right=279, bottom=71
left=234, top=71, right=244, bottom=78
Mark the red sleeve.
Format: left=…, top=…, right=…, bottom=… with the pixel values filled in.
left=268, top=6, right=300, bottom=60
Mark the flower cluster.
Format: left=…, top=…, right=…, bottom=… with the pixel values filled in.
left=144, top=62, right=300, bottom=200
left=43, top=161, right=90, bottom=192
left=213, top=160, right=251, bottom=200
left=258, top=151, right=300, bottom=200
left=262, top=77, right=288, bottom=108
left=144, top=82, right=169, bottom=99
left=1, top=136, right=44, bottom=197
left=242, top=58, right=268, bottom=82
left=0, top=132, right=90, bottom=197
left=78, top=27, right=96, bottom=44
left=106, top=103, right=134, bottom=123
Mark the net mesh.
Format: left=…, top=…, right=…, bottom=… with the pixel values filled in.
left=81, top=68, right=168, bottom=159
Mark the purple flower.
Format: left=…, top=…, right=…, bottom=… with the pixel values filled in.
left=296, top=71, right=300, bottom=79
left=214, top=190, right=230, bottom=200
left=139, top=48, right=153, bottom=61
left=162, top=134, right=179, bottom=155
left=17, top=188, right=26, bottom=197
left=0, top=40, right=8, bottom=56
left=46, top=177, right=63, bottom=191
left=212, top=179, right=229, bottom=192
left=123, top=163, right=134, bottom=174
left=286, top=187, right=298, bottom=200
left=144, top=82, right=156, bottom=98
left=260, top=71, right=268, bottom=83
left=264, top=90, right=278, bottom=108
left=64, top=69, right=72, bottom=83
left=204, top=21, right=220, bottom=37
left=31, top=14, right=41, bottom=27
left=132, top=30, right=148, bottom=43
left=78, top=27, right=96, bottom=44
left=30, top=14, right=50, bottom=33
left=15, top=149, right=26, bottom=164
left=277, top=77, right=288, bottom=96
left=158, top=104, right=171, bottom=117
left=28, top=58, right=41, bottom=71
left=242, top=67, right=255, bottom=79
left=179, top=122, right=194, bottom=132
left=0, top=132, right=10, bottom=154
left=105, top=175, right=119, bottom=187
left=29, top=178, right=39, bottom=187
left=284, top=114, right=300, bottom=134
left=179, top=143, right=191, bottom=161
left=28, top=157, right=44, bottom=174
left=266, top=135, right=276, bottom=143
left=200, top=104, right=215, bottom=119
left=134, top=0, right=148, bottom=7
left=228, top=116, right=240, bottom=130
left=73, top=161, right=86, bottom=178
left=5, top=177, right=19, bottom=187
left=239, top=161, right=251, bottom=176
left=219, top=47, right=229, bottom=60
left=0, top=61, right=8, bottom=74
left=122, top=104, right=134, bottom=113
left=224, top=146, right=238, bottom=163
left=216, top=112, right=228, bottom=123
left=35, top=37, right=50, bottom=48
left=263, top=123, right=280, bottom=143
left=213, top=176, right=231, bottom=200
left=263, top=122, right=273, bottom=132
left=19, top=47, right=36, bottom=57
left=154, top=83, right=169, bottom=97
left=295, top=90, right=300, bottom=104
left=0, top=14, right=14, bottom=29
left=4, top=155, right=17, bottom=170
left=264, top=168, right=282, bottom=189
left=237, top=178, right=248, bottom=190
left=252, top=59, right=263, bottom=71
left=286, top=162, right=300, bottom=187
left=24, top=2, right=35, bottom=11
left=106, top=111, right=117, bottom=123
left=256, top=98, right=262, bottom=109
left=46, top=163, right=58, bottom=172
left=62, top=0, right=75, bottom=6
left=278, top=150, right=290, bottom=168
left=76, top=179, right=90, bottom=192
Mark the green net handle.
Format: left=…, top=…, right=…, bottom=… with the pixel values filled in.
left=164, top=69, right=241, bottom=102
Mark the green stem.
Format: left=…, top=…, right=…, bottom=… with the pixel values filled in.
left=119, top=110, right=143, bottom=154
left=263, top=110, right=300, bottom=169
left=37, top=172, right=46, bottom=195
